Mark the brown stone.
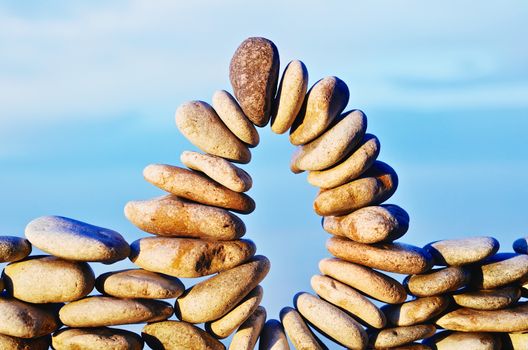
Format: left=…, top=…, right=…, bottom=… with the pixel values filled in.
left=423, top=331, right=501, bottom=350
left=424, top=236, right=499, bottom=266
left=0, top=334, right=50, bottom=350
left=472, top=253, right=528, bottom=289
left=52, top=328, right=144, bottom=350
left=369, top=324, right=436, bottom=348
left=280, top=307, right=324, bottom=350
left=0, top=296, right=60, bottom=338
left=453, top=286, right=521, bottom=310
left=229, top=306, right=266, bottom=350
left=404, top=267, right=471, bottom=297
left=143, top=321, right=225, bottom=350
left=382, top=296, right=450, bottom=326
left=0, top=236, right=31, bottom=263
left=259, top=319, right=289, bottom=350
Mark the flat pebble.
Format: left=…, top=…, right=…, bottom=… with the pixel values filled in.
left=259, top=319, right=289, bottom=350
left=125, top=195, right=245, bottom=240
left=506, top=332, right=528, bottom=350
left=423, top=331, right=501, bottom=350
left=280, top=307, right=324, bottom=350
left=229, top=306, right=266, bottom=350
left=0, top=334, right=50, bottom=350
left=175, top=101, right=251, bottom=163
left=473, top=253, right=528, bottom=289
left=0, top=236, right=31, bottom=263
left=25, top=216, right=129, bottom=263
left=404, top=267, right=471, bottom=297
left=0, top=296, right=60, bottom=338
left=143, top=321, right=224, bottom=350
left=369, top=324, right=436, bottom=348
left=52, top=328, right=143, bottom=350
left=424, top=236, right=499, bottom=266
left=453, top=286, right=521, bottom=310
left=382, top=296, right=450, bottom=326
left=514, top=237, right=528, bottom=254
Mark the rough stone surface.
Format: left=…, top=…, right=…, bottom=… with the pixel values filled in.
left=424, top=236, right=499, bottom=266
left=404, top=267, right=471, bottom=297
left=0, top=296, right=60, bottom=338
left=382, top=296, right=450, bottom=326
left=423, top=331, right=501, bottom=350
left=280, top=307, right=324, bottom=350
left=0, top=334, right=50, bottom=350
left=0, top=236, right=31, bottom=263
left=472, top=253, right=528, bottom=289
left=52, top=328, right=144, bottom=350
left=259, top=319, right=290, bottom=350
left=229, top=306, right=266, bottom=350
left=369, top=324, right=436, bottom=348
left=143, top=321, right=225, bottom=350
left=452, top=286, right=521, bottom=310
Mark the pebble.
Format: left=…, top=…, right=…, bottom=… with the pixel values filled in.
left=259, top=319, right=290, bottom=350
left=404, top=267, right=471, bottom=297
left=311, top=274, right=386, bottom=328
left=506, top=332, right=528, bottom=350
left=181, top=151, right=252, bottom=192
left=423, top=236, right=499, bottom=266
left=144, top=164, right=255, bottom=214
left=473, top=253, right=528, bottom=289
left=130, top=237, right=256, bottom=278
left=124, top=195, right=245, bottom=240
left=52, top=328, right=144, bottom=350
left=290, top=110, right=367, bottom=173
left=382, top=296, right=450, bottom=326
left=142, top=320, right=224, bottom=350
left=322, top=204, right=409, bottom=244
left=453, top=286, right=521, bottom=310
left=307, top=134, right=380, bottom=189
left=59, top=296, right=173, bottom=327
left=0, top=334, right=50, bottom=350
left=25, top=216, right=130, bottom=263
left=0, top=296, right=60, bottom=338
left=314, top=161, right=398, bottom=216
left=229, top=306, right=266, bottom=350
left=319, top=258, right=406, bottom=304
left=229, top=37, right=280, bottom=127
left=369, top=324, right=436, bottom=348
left=513, top=237, right=528, bottom=254
left=0, top=236, right=31, bottom=263
left=271, top=60, right=308, bottom=134
left=280, top=307, right=324, bottom=350
left=206, top=285, right=263, bottom=339
left=175, top=101, right=251, bottom=163
left=327, top=237, right=433, bottom=274
left=3, top=255, right=95, bottom=303
left=176, top=256, right=270, bottom=323
left=212, top=90, right=260, bottom=147
left=95, top=268, right=185, bottom=299
left=289, top=76, right=349, bottom=145
left=423, top=331, right=501, bottom=350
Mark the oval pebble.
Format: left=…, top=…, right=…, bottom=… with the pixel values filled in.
left=453, top=286, right=521, bottom=310
left=52, top=328, right=143, bottom=350
left=0, top=334, right=50, bottom=350
left=473, top=253, right=528, bottom=289
left=369, top=324, right=436, bottom=348
left=143, top=321, right=224, bottom=350
left=0, top=296, right=60, bottom=338
left=259, top=319, right=289, bottom=350
left=382, top=296, right=450, bottom=326
left=514, top=237, right=528, bottom=254
left=280, top=307, right=324, bottom=350
left=423, top=331, right=501, bottom=350
left=229, top=306, right=266, bottom=350
left=404, top=267, right=471, bottom=297
left=424, top=236, right=499, bottom=266
left=0, top=236, right=31, bottom=263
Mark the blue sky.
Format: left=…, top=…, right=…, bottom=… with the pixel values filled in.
left=1, top=1, right=527, bottom=348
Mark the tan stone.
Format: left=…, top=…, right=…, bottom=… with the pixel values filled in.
left=206, top=285, right=263, bottom=339
left=124, top=195, right=245, bottom=240
left=212, top=90, right=260, bottom=147
left=424, top=236, right=499, bottom=266
left=229, top=37, right=279, bottom=127
left=404, top=267, right=471, bottom=297
left=181, top=151, right=252, bottom=192
left=369, top=324, right=436, bottom=348
left=130, top=237, right=256, bottom=278
left=176, top=256, right=270, bottom=323
left=388, top=344, right=432, bottom=350
left=95, top=268, right=185, bottom=299
left=307, top=134, right=380, bottom=189
left=327, top=237, right=433, bottom=274
left=314, top=161, right=398, bottom=216
left=271, top=60, right=308, bottom=134
left=473, top=253, right=528, bottom=289
left=382, top=296, right=450, bottom=326
left=259, top=319, right=290, bottom=350
left=25, top=216, right=130, bottom=263
left=175, top=101, right=251, bottom=163
left=0, top=334, right=50, bottom=350
left=423, top=331, right=500, bottom=350
left=453, top=286, right=521, bottom=310
left=59, top=296, right=173, bottom=327
left=290, top=110, right=367, bottom=173
left=143, top=321, right=224, bottom=350
left=229, top=306, right=266, bottom=350
left=514, top=237, right=528, bottom=254
left=311, top=274, right=386, bottom=328
left=0, top=296, right=59, bottom=338
left=280, top=307, right=324, bottom=350
left=3, top=255, right=95, bottom=303
left=295, top=292, right=367, bottom=349
left=0, top=236, right=31, bottom=263
left=289, top=76, right=349, bottom=145
left=506, top=332, right=528, bottom=350
left=322, top=204, right=409, bottom=244
left=52, top=328, right=143, bottom=350
left=319, top=258, right=406, bottom=304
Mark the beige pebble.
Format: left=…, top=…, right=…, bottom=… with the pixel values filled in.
left=95, top=268, right=185, bottom=299
left=382, top=296, right=450, bottom=326
left=319, top=258, right=406, bottom=304
left=311, top=274, right=386, bottom=328
left=229, top=306, right=266, bottom=350
left=314, top=161, right=398, bottom=216
left=59, top=296, right=173, bottom=327
left=295, top=292, right=367, bottom=349
left=473, top=253, right=528, bottom=289
left=52, top=328, right=143, bottom=350
left=144, top=164, right=255, bottom=214
left=506, top=332, right=528, bottom=350
left=175, top=101, right=251, bottom=163
left=280, top=307, right=324, bottom=350
left=176, top=256, right=270, bottom=323
left=143, top=320, right=224, bottom=350
left=25, top=216, right=130, bottom=263
left=327, top=237, right=433, bottom=274
left=322, top=204, right=409, bottom=244
left=212, top=90, right=260, bottom=147
left=230, top=37, right=279, bottom=127
left=404, top=267, right=471, bottom=297
left=423, top=331, right=500, bottom=350
left=125, top=195, right=245, bottom=240
left=181, top=151, right=252, bottom=192
left=453, top=286, right=521, bottom=310
left=289, top=76, right=349, bottom=145
left=514, top=237, right=528, bottom=254
left=369, top=324, right=436, bottom=348
left=389, top=344, right=432, bottom=350
left=290, top=110, right=367, bottom=173
left=0, top=236, right=31, bottom=263
left=0, top=296, right=59, bottom=338
left=3, top=255, right=95, bottom=303
left=130, top=237, right=256, bottom=278
left=259, top=319, right=290, bottom=350
left=271, top=60, right=308, bottom=134
left=423, top=236, right=499, bottom=266
left=307, top=134, right=380, bottom=189
left=206, top=285, right=263, bottom=339
left=0, top=334, right=50, bottom=350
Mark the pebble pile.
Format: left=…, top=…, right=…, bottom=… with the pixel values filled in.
left=1, top=37, right=527, bottom=350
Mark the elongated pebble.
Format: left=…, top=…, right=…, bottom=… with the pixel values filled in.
left=52, top=328, right=144, bottom=350
left=423, top=331, right=501, bottom=350
left=0, top=236, right=31, bottom=263
left=0, top=296, right=60, bottom=338
left=259, top=319, right=290, bottom=350
left=514, top=237, right=528, bottom=254
left=125, top=195, right=245, bottom=240
left=175, top=101, right=251, bottom=163
left=404, top=267, right=471, bottom=297
left=0, top=334, right=50, bottom=350
left=382, top=296, right=450, bottom=326
left=369, top=324, right=436, bottom=348
left=506, top=332, right=528, bottom=350
left=424, top=236, right=499, bottom=266
left=280, top=307, right=325, bottom=350
left=229, top=306, right=266, bottom=350
left=473, top=253, right=528, bottom=289
left=143, top=321, right=224, bottom=350
left=130, top=237, right=256, bottom=278
left=453, top=286, right=521, bottom=310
